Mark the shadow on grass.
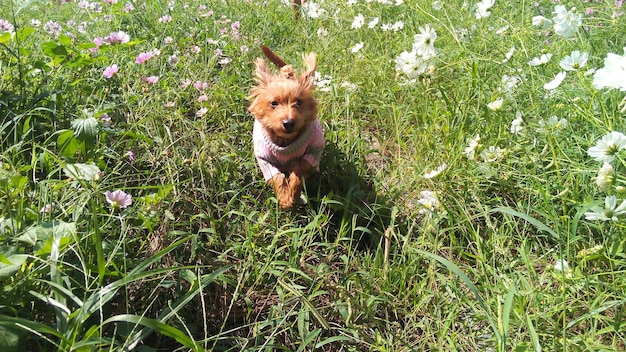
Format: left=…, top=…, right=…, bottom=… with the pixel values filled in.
left=304, top=139, right=397, bottom=250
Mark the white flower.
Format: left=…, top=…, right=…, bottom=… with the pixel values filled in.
left=475, top=0, right=495, bottom=19
left=316, top=28, right=329, bottom=37
left=417, top=190, right=440, bottom=214
left=487, top=98, right=504, bottom=111
left=432, top=1, right=443, bottom=10
left=501, top=75, right=521, bottom=95
left=196, top=107, right=208, bottom=117
left=350, top=42, right=364, bottom=53
left=594, top=163, right=615, bottom=191
left=588, top=131, right=626, bottom=163
left=553, top=259, right=570, bottom=272
left=552, top=5, right=582, bottom=38
left=559, top=50, right=588, bottom=71
left=392, top=21, right=404, bottom=31
left=302, top=1, right=327, bottom=18
left=495, top=25, right=509, bottom=35
left=502, top=46, right=515, bottom=63
left=538, top=115, right=568, bottom=133
left=424, top=163, right=447, bottom=179
left=543, top=71, right=566, bottom=90
left=510, top=112, right=523, bottom=134
left=532, top=15, right=552, bottom=29
left=395, top=50, right=428, bottom=78
left=528, top=53, right=552, bottom=66
left=413, top=24, right=437, bottom=59
left=592, top=47, right=626, bottom=92
left=584, top=195, right=626, bottom=221
left=340, top=81, right=358, bottom=91
left=368, top=17, right=379, bottom=28
left=347, top=0, right=357, bottom=5
left=480, top=146, right=505, bottom=163
left=351, top=14, right=365, bottom=29
left=314, top=71, right=333, bottom=92
left=463, top=134, right=481, bottom=159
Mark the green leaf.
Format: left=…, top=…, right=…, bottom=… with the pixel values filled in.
left=102, top=315, right=202, bottom=351
left=0, top=32, right=13, bottom=44
left=0, top=251, right=28, bottom=280
left=41, top=42, right=68, bottom=58
left=57, top=129, right=81, bottom=159
left=16, top=27, right=36, bottom=41
left=490, top=207, right=559, bottom=241
left=70, top=117, right=99, bottom=141
left=62, top=163, right=100, bottom=181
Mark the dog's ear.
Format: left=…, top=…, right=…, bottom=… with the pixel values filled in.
left=300, top=53, right=317, bottom=87
left=254, top=58, right=272, bottom=86
left=261, top=45, right=287, bottom=68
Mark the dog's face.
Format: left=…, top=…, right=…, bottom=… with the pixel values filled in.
left=248, top=51, right=318, bottom=146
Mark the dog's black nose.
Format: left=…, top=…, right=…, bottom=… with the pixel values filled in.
left=283, top=120, right=295, bottom=133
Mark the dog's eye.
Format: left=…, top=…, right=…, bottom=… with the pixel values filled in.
left=294, top=99, right=302, bottom=108
left=270, top=101, right=278, bottom=108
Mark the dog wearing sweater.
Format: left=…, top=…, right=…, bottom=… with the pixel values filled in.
left=248, top=45, right=324, bottom=210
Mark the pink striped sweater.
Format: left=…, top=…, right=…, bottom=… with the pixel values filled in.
left=253, top=119, right=324, bottom=181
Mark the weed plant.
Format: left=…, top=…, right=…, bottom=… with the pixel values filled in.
left=1, top=0, right=626, bottom=350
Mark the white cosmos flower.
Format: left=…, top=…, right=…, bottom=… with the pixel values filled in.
left=502, top=46, right=515, bottom=63
left=350, top=41, right=364, bottom=53
left=594, top=162, right=614, bottom=191
left=413, top=24, right=437, bottom=59
left=587, top=131, right=626, bottom=163
left=424, top=163, right=447, bottom=179
left=553, top=259, right=570, bottom=272
left=528, top=53, right=552, bottom=66
left=417, top=190, right=440, bottom=214
left=351, top=13, right=365, bottom=29
left=480, top=145, right=505, bottom=163
left=592, top=47, right=626, bottom=92
left=464, top=134, right=481, bottom=159
left=487, top=98, right=504, bottom=111
left=552, top=5, right=582, bottom=38
left=368, top=17, right=379, bottom=28
left=510, top=112, right=523, bottom=134
left=560, top=50, right=588, bottom=71
left=395, top=50, right=428, bottom=78
left=475, top=0, right=495, bottom=19
left=584, top=195, right=626, bottom=221
left=544, top=71, right=566, bottom=90
left=302, top=1, right=327, bottom=18
left=532, top=15, right=552, bottom=28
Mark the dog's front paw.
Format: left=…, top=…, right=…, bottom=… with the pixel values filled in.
left=269, top=173, right=294, bottom=209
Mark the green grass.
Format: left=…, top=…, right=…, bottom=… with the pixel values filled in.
left=2, top=0, right=626, bottom=350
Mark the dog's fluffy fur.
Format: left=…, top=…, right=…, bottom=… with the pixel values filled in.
left=248, top=45, right=323, bottom=210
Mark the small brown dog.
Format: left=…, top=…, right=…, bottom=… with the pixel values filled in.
left=248, top=45, right=324, bottom=209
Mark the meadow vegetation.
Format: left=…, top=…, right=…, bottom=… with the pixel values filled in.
left=1, top=0, right=626, bottom=350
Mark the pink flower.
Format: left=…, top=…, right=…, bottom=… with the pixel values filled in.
left=142, top=76, right=159, bottom=84
left=193, top=81, right=208, bottom=91
left=158, top=15, right=172, bottom=23
left=125, top=150, right=135, bottom=163
left=135, top=52, right=153, bottom=64
left=0, top=19, right=15, bottom=33
left=197, top=94, right=208, bottom=102
left=103, top=64, right=119, bottom=78
left=164, top=36, right=173, bottom=44
left=100, top=113, right=111, bottom=126
left=106, top=30, right=130, bottom=44
left=168, top=54, right=179, bottom=65
left=104, top=190, right=132, bottom=209
left=124, top=2, right=134, bottom=12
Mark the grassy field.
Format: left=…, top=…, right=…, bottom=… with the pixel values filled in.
left=2, top=0, right=626, bottom=350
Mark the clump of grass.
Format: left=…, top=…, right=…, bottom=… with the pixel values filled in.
left=2, top=0, right=626, bottom=350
